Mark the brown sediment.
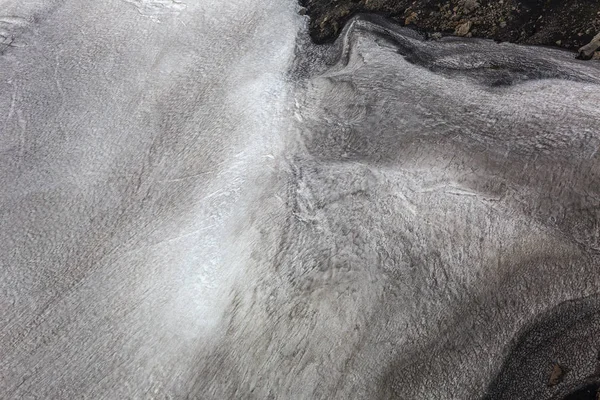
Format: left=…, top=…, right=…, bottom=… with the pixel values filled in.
left=299, top=0, right=600, bottom=55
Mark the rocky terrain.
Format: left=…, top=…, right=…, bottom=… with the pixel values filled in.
left=299, top=0, right=600, bottom=58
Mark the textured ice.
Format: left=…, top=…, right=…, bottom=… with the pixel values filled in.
left=0, top=1, right=599, bottom=399
left=122, top=0, right=186, bottom=17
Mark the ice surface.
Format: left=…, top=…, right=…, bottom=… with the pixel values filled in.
left=0, top=1, right=599, bottom=399
left=122, top=0, right=186, bottom=17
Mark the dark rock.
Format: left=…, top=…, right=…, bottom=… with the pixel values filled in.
left=300, top=0, right=600, bottom=54
left=548, top=363, right=567, bottom=387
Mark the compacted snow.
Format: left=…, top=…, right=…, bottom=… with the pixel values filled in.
left=1, top=1, right=599, bottom=399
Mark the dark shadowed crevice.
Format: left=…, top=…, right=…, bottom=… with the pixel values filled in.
left=483, top=295, right=600, bottom=400
left=562, top=383, right=600, bottom=400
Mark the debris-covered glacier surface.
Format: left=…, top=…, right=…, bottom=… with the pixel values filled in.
left=1, top=1, right=599, bottom=399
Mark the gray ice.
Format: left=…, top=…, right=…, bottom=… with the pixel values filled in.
left=1, top=0, right=599, bottom=399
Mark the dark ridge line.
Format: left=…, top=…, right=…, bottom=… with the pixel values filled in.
left=324, top=14, right=600, bottom=88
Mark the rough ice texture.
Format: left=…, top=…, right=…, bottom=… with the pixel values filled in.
left=0, top=1, right=599, bottom=399
left=122, top=0, right=186, bottom=17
